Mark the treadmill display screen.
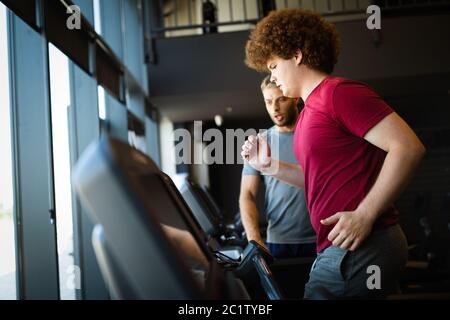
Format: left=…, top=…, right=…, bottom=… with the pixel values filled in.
left=114, top=142, right=213, bottom=289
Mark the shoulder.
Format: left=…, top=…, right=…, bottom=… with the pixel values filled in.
left=331, top=77, right=377, bottom=99
left=330, top=78, right=381, bottom=115
left=329, top=78, right=392, bottom=136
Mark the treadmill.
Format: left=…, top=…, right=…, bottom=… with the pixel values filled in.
left=179, top=179, right=245, bottom=260
left=72, top=137, right=283, bottom=300
left=179, top=179, right=223, bottom=239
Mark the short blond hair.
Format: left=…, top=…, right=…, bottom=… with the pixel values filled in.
left=260, top=75, right=278, bottom=92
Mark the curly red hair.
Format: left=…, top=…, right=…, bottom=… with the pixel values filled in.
left=245, top=8, right=340, bottom=74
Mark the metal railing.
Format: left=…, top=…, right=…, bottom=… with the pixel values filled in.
left=154, top=0, right=372, bottom=37
left=374, top=0, right=450, bottom=10
left=154, top=0, right=450, bottom=37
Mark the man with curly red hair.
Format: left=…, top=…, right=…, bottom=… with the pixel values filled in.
left=242, top=8, right=425, bottom=299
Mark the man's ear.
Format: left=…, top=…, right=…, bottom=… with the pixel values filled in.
left=294, top=49, right=303, bottom=66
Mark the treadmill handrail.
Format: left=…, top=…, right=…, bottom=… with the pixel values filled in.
left=252, top=255, right=283, bottom=300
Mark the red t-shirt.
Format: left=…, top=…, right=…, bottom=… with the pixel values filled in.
left=293, top=76, right=399, bottom=253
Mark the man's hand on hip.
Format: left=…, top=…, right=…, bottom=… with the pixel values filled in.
left=321, top=208, right=376, bottom=251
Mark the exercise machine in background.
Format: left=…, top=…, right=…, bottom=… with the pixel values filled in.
left=72, top=137, right=283, bottom=300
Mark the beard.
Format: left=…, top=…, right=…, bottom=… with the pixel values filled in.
left=273, top=104, right=298, bottom=128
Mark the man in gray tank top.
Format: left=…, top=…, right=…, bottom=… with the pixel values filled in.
left=239, top=76, right=316, bottom=258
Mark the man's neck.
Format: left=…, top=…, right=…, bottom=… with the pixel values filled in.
left=275, top=125, right=295, bottom=133
left=299, top=68, right=329, bottom=102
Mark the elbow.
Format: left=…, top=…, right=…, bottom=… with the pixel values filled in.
left=414, top=141, right=426, bottom=162
left=238, top=194, right=248, bottom=208
left=404, top=141, right=426, bottom=167
left=239, top=193, right=255, bottom=208
left=238, top=197, right=245, bottom=209
left=391, top=140, right=426, bottom=165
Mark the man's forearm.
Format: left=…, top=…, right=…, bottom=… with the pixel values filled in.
left=357, top=145, right=425, bottom=221
left=239, top=198, right=263, bottom=243
left=261, top=159, right=304, bottom=188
